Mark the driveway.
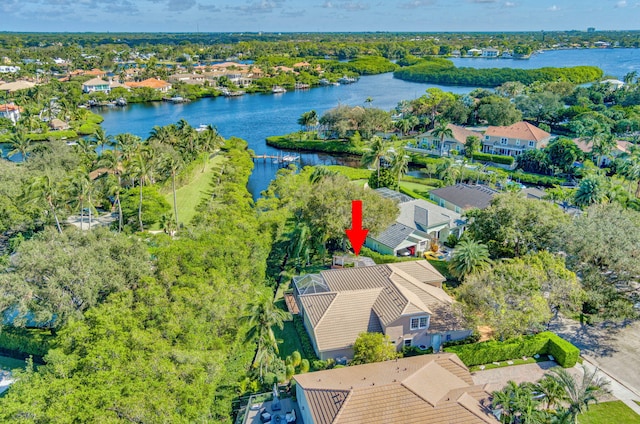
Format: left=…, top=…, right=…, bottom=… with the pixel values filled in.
left=471, top=361, right=578, bottom=393
left=548, top=315, right=640, bottom=398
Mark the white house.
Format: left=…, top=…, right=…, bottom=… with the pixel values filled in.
left=0, top=66, right=20, bottom=73
left=0, top=103, right=22, bottom=124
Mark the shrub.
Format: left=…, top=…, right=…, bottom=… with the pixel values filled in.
left=359, top=247, right=417, bottom=264
left=291, top=350, right=302, bottom=367
left=401, top=346, right=433, bottom=357
left=442, top=333, right=480, bottom=348
left=299, top=359, right=310, bottom=373
left=472, top=152, right=515, bottom=165
left=292, top=316, right=319, bottom=361
left=444, top=332, right=579, bottom=368
left=0, top=326, right=53, bottom=358
left=546, top=332, right=580, bottom=368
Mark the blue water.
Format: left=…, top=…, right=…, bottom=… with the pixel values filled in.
left=98, top=73, right=476, bottom=197
left=449, top=48, right=640, bottom=79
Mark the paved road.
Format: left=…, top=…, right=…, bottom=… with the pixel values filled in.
left=548, top=316, right=640, bottom=398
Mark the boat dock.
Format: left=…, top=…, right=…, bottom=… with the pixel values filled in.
left=252, top=153, right=301, bottom=165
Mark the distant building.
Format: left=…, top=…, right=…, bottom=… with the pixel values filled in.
left=125, top=78, right=172, bottom=93
left=82, top=77, right=111, bottom=94
left=0, top=103, right=23, bottom=124
left=0, top=65, right=20, bottom=73
left=481, top=48, right=499, bottom=58
left=416, top=124, right=481, bottom=156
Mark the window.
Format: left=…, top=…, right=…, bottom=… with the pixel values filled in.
left=500, top=138, right=508, bottom=145
left=446, top=334, right=452, bottom=342
left=515, top=139, right=520, bottom=146
left=404, top=339, right=412, bottom=347
left=410, top=316, right=429, bottom=330
left=484, top=135, right=490, bottom=140
left=528, top=141, right=535, bottom=147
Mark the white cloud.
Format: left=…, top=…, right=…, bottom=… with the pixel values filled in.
left=615, top=0, right=627, bottom=7
left=547, top=4, right=559, bottom=11
left=504, top=1, right=515, bottom=6
left=399, top=0, right=436, bottom=8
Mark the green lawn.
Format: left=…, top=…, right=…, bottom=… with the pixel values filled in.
left=399, top=181, right=436, bottom=198
left=163, top=155, right=225, bottom=226
left=579, top=401, right=640, bottom=424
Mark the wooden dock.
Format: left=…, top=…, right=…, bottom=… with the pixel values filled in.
left=252, top=153, right=301, bottom=165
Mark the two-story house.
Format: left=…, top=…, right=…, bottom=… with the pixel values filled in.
left=365, top=188, right=464, bottom=257
left=416, top=124, right=481, bottom=156
left=82, top=77, right=111, bottom=94
left=481, top=121, right=551, bottom=157
left=430, top=184, right=498, bottom=213
left=293, top=260, right=471, bottom=361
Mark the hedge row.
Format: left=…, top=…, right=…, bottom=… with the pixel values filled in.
left=472, top=152, right=515, bottom=165
left=265, top=135, right=363, bottom=155
left=444, top=331, right=579, bottom=368
left=292, top=315, right=319, bottom=362
left=0, top=326, right=53, bottom=359
left=508, top=171, right=566, bottom=187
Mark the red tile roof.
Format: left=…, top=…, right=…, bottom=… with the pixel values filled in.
left=125, top=78, right=171, bottom=89
left=485, top=121, right=550, bottom=142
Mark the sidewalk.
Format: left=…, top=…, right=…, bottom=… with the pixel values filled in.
left=581, top=357, right=640, bottom=416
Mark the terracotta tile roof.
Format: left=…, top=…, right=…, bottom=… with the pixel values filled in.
left=0, top=80, right=35, bottom=92
left=125, top=78, right=171, bottom=89
left=294, top=353, right=496, bottom=424
left=0, top=103, right=22, bottom=112
left=85, top=68, right=105, bottom=76
left=484, top=121, right=550, bottom=142
left=296, top=261, right=460, bottom=354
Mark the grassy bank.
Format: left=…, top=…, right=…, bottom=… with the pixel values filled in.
left=163, top=155, right=226, bottom=226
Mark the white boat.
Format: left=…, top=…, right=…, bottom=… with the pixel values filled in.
left=272, top=85, right=287, bottom=94
left=338, top=76, right=358, bottom=84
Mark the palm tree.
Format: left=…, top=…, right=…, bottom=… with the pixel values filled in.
left=394, top=119, right=411, bottom=137
left=309, top=166, right=338, bottom=184
left=297, top=110, right=318, bottom=132
left=432, top=119, right=453, bottom=157
left=364, top=97, right=373, bottom=107
left=199, top=124, right=222, bottom=172
left=242, top=296, right=291, bottom=379
left=27, top=174, right=64, bottom=233
left=448, top=239, right=492, bottom=280
left=66, top=169, right=94, bottom=231
left=7, top=130, right=32, bottom=161
left=546, top=366, right=610, bottom=424
left=619, top=146, right=640, bottom=198
left=361, top=136, right=388, bottom=181
left=492, top=380, right=546, bottom=424
left=161, top=151, right=183, bottom=231
left=127, top=146, right=156, bottom=231
left=574, top=176, right=608, bottom=208
left=98, top=148, right=124, bottom=232
left=534, top=374, right=566, bottom=410
left=92, top=127, right=112, bottom=155
left=388, top=149, right=410, bottom=190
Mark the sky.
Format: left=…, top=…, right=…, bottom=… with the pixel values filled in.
left=1, top=0, right=639, bottom=33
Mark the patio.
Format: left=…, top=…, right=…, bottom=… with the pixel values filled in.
left=239, top=392, right=302, bottom=424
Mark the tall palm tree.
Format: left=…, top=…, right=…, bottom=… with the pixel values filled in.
left=127, top=146, right=156, bottom=231
left=242, top=296, right=291, bottom=379
left=361, top=136, right=388, bottom=181
left=619, top=146, right=640, bottom=198
left=92, top=127, right=112, bottom=155
left=27, top=174, right=64, bottom=233
left=448, top=239, right=492, bottom=280
left=394, top=119, right=411, bottom=137
left=546, top=366, right=610, bottom=424
left=574, top=175, right=608, bottom=208
left=66, top=169, right=94, bottom=231
left=388, top=149, right=410, bottom=190
left=161, top=150, right=183, bottom=231
left=534, top=374, right=566, bottom=410
left=199, top=124, right=222, bottom=172
left=7, top=130, right=32, bottom=161
left=432, top=119, right=454, bottom=157
left=297, top=110, right=318, bottom=132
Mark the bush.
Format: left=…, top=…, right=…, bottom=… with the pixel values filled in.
left=399, top=186, right=428, bottom=201
left=442, top=333, right=480, bottom=348
left=359, top=247, right=417, bottom=264
left=472, top=152, right=515, bottom=165
left=292, top=316, right=319, bottom=361
left=546, top=333, right=580, bottom=368
left=401, top=346, right=433, bottom=357
left=509, top=171, right=565, bottom=187
left=444, top=332, right=579, bottom=368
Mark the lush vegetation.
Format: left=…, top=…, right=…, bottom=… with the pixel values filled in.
left=444, top=331, right=580, bottom=368
left=394, top=58, right=603, bottom=87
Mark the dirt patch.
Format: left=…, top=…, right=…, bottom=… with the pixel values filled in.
left=477, top=325, right=494, bottom=342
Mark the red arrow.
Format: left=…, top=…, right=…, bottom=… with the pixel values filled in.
left=345, top=200, right=369, bottom=256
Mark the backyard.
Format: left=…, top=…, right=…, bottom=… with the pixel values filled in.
left=579, top=401, right=640, bottom=424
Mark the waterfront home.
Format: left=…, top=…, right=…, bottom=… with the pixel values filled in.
left=429, top=184, right=498, bottom=213
left=482, top=48, right=500, bottom=58
left=481, top=121, right=551, bottom=157
left=415, top=123, right=481, bottom=156
left=168, top=73, right=206, bottom=85
left=573, top=137, right=633, bottom=166
left=0, top=66, right=20, bottom=73
left=293, top=260, right=471, bottom=361
left=125, top=78, right=172, bottom=93
left=294, top=353, right=495, bottom=424
left=366, top=188, right=464, bottom=257
left=467, top=48, right=482, bottom=56
left=82, top=77, right=111, bottom=94
left=49, top=118, right=70, bottom=131
left=0, top=103, right=23, bottom=124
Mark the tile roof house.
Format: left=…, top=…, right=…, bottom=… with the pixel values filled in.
left=0, top=80, right=35, bottom=92
left=429, top=184, right=498, bottom=213
left=481, top=121, right=551, bottom=157
left=416, top=124, right=482, bottom=157
left=294, top=353, right=496, bottom=424
left=0, top=103, right=23, bottom=124
left=365, top=188, right=464, bottom=257
left=573, top=137, right=633, bottom=166
left=293, top=261, right=471, bottom=361
left=125, top=78, right=172, bottom=93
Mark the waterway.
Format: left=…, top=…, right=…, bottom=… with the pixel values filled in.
left=5, top=48, right=638, bottom=198
left=97, top=73, right=477, bottom=198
